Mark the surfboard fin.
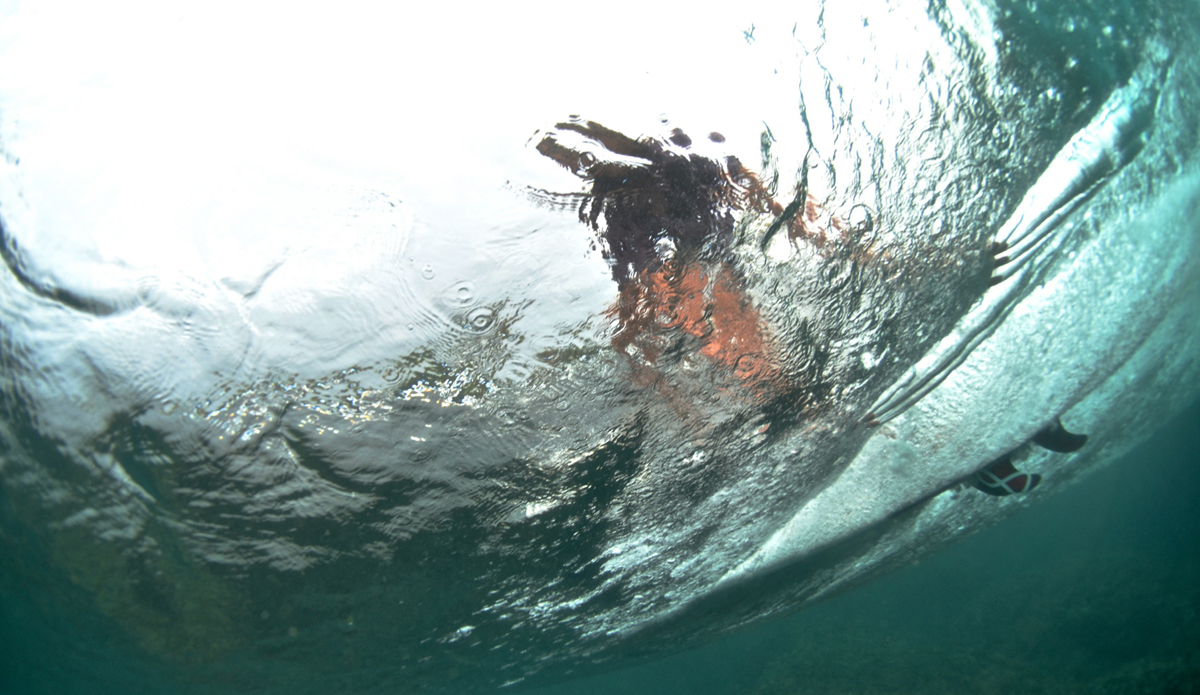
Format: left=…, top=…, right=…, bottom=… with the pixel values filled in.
left=1031, top=417, right=1089, bottom=453
left=969, top=417, right=1088, bottom=496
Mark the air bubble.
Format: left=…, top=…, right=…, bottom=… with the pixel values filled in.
left=734, top=353, right=764, bottom=379
left=654, top=307, right=682, bottom=329
left=420, top=264, right=436, bottom=280
left=444, top=281, right=477, bottom=308
left=577, top=151, right=597, bottom=173
left=847, top=205, right=874, bottom=234
left=466, top=307, right=495, bottom=333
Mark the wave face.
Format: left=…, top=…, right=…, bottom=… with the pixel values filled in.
left=1, top=0, right=1197, bottom=692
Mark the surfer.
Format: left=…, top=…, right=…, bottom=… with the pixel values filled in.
left=532, top=118, right=1083, bottom=495
left=532, top=119, right=818, bottom=395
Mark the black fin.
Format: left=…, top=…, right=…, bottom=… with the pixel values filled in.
left=1031, top=417, right=1089, bottom=453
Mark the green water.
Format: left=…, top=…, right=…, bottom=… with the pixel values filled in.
left=3, top=409, right=1196, bottom=694
left=4, top=406, right=1195, bottom=695
left=524, top=400, right=1200, bottom=695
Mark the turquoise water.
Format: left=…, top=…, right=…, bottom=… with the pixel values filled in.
left=4, top=403, right=1195, bottom=694
left=522, top=400, right=1200, bottom=694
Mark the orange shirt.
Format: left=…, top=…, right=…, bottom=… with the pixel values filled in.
left=610, top=262, right=779, bottom=391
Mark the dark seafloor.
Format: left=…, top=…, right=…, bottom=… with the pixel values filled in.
left=3, top=399, right=1195, bottom=695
